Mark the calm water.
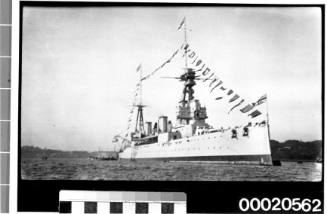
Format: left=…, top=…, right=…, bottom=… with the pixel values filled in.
left=21, top=157, right=322, bottom=181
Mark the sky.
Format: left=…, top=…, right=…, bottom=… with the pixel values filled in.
left=21, top=6, right=322, bottom=151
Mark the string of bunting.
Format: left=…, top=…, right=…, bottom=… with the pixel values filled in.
left=180, top=43, right=242, bottom=113
left=123, top=48, right=180, bottom=137
left=124, top=82, right=141, bottom=137
left=244, top=94, right=268, bottom=118
left=141, top=48, right=180, bottom=81
left=181, top=43, right=267, bottom=117
left=123, top=43, right=268, bottom=137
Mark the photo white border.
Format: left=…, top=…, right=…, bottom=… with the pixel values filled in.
left=10, top=0, right=326, bottom=213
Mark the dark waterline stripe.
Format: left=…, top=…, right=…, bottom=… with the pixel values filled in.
left=121, top=154, right=272, bottom=165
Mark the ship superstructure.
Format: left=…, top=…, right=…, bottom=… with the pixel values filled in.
left=117, top=19, right=272, bottom=165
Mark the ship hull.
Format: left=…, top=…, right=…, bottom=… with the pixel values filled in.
left=119, top=125, right=272, bottom=165
left=126, top=154, right=272, bottom=163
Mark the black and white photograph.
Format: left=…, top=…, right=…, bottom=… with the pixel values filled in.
left=20, top=4, right=322, bottom=181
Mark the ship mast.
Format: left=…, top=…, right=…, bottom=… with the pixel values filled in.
left=183, top=18, right=188, bottom=69
left=135, top=65, right=145, bottom=135
left=179, top=18, right=196, bottom=105
left=175, top=18, right=198, bottom=125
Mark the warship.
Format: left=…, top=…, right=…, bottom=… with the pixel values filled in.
left=116, top=19, right=272, bottom=165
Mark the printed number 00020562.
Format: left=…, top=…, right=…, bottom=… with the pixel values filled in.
left=239, top=197, right=322, bottom=212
